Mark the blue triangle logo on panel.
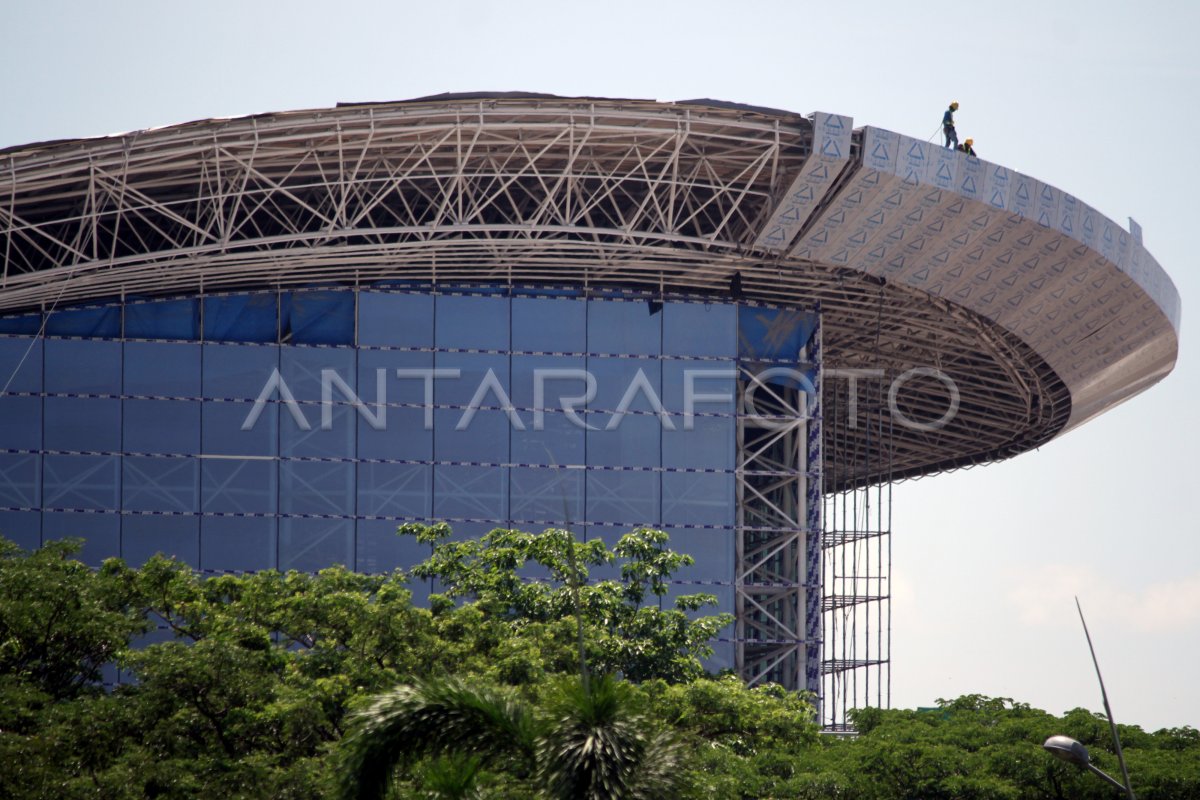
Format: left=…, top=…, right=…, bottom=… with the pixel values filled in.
left=937, top=163, right=953, bottom=181
left=907, top=141, right=925, bottom=160
left=824, top=115, right=844, bottom=130
left=871, top=141, right=890, bottom=161
left=810, top=165, right=828, bottom=181
left=962, top=176, right=977, bottom=194
left=821, top=138, right=843, bottom=159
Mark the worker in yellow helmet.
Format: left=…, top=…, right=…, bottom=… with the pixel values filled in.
left=942, top=101, right=960, bottom=149
left=957, top=138, right=976, bottom=157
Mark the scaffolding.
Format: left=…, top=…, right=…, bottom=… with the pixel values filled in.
left=734, top=312, right=821, bottom=696
left=820, top=359, right=893, bottom=731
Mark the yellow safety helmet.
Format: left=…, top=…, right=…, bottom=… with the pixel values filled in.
left=950, top=101, right=959, bottom=110
left=964, top=138, right=974, bottom=146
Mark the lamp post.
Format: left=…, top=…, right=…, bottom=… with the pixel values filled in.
left=1043, top=735, right=1133, bottom=797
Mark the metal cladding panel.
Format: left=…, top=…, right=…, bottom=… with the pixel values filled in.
left=1009, top=171, right=1038, bottom=219
left=1035, top=180, right=1061, bottom=231
left=754, top=113, right=852, bottom=251
left=791, top=128, right=904, bottom=265
left=1057, top=192, right=1080, bottom=239
left=983, top=162, right=1012, bottom=212
left=1079, top=202, right=1101, bottom=252
left=927, top=146, right=960, bottom=192
left=957, top=154, right=986, bottom=204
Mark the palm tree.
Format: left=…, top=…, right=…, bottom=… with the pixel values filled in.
left=337, top=674, right=683, bottom=800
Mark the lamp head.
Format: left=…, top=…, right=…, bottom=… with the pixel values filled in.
left=1043, top=735, right=1091, bottom=768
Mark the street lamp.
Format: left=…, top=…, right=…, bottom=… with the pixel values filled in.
left=1043, top=735, right=1132, bottom=797
left=1039, top=598, right=1135, bottom=799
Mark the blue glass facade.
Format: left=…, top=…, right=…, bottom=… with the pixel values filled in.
left=0, top=286, right=807, bottom=668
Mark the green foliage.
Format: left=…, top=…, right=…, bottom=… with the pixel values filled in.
left=338, top=674, right=684, bottom=800
left=2, top=532, right=1198, bottom=799
left=401, top=524, right=734, bottom=683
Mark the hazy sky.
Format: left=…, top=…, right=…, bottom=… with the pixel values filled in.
left=2, top=0, right=1195, bottom=731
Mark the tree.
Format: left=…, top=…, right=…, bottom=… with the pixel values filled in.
left=400, top=524, right=733, bottom=684
left=337, top=674, right=684, bottom=800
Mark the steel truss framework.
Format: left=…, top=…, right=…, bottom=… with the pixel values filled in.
left=0, top=96, right=1089, bottom=488
left=735, top=356, right=817, bottom=694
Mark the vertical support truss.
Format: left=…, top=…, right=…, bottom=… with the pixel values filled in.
left=735, top=318, right=821, bottom=695
left=820, top=362, right=893, bottom=731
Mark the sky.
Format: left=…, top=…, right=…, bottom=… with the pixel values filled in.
left=1, top=0, right=1195, bottom=731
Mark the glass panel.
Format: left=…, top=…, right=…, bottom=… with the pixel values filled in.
left=201, top=458, right=277, bottom=514
left=662, top=414, right=735, bottom=471
left=510, top=354, right=586, bottom=411
left=434, top=351, right=509, bottom=407
left=200, top=516, right=277, bottom=573
left=663, top=301, right=737, bottom=358
left=0, top=510, right=40, bottom=551
left=433, top=465, right=508, bottom=534
left=123, top=400, right=201, bottom=454
left=587, top=358, right=662, bottom=415
left=661, top=526, right=735, bottom=670
left=124, top=342, right=202, bottom=455
left=45, top=305, right=120, bottom=337
left=279, top=461, right=354, bottom=518
left=282, top=290, right=355, bottom=345
left=44, top=396, right=121, bottom=452
left=357, top=462, right=431, bottom=519
left=435, top=294, right=510, bottom=350
left=202, top=402, right=276, bottom=457
left=0, top=395, right=41, bottom=451
left=435, top=408, right=508, bottom=464
left=510, top=465, right=582, bottom=528
left=125, top=299, right=200, bottom=340
left=358, top=292, right=433, bottom=347
left=43, top=455, right=119, bottom=510
left=122, top=456, right=199, bottom=513
left=0, top=337, right=42, bottom=392
left=0, top=338, right=43, bottom=451
left=512, top=296, right=585, bottom=352
left=280, top=347, right=355, bottom=458
left=122, top=515, right=199, bottom=567
left=356, top=518, right=431, bottom=576
left=202, top=343, right=279, bottom=398
left=279, top=517, right=354, bottom=572
left=585, top=470, right=658, bottom=528
left=588, top=298, right=660, bottom=356
left=357, top=350, right=433, bottom=461
left=661, top=472, right=735, bottom=527
left=661, top=359, right=736, bottom=412
left=203, top=293, right=278, bottom=343
left=45, top=338, right=121, bottom=394
left=42, top=511, right=120, bottom=567
left=0, top=452, right=40, bottom=512
left=202, top=344, right=279, bottom=456
left=125, top=341, right=201, bottom=395
left=511, top=410, right=585, bottom=468
left=587, top=414, right=660, bottom=469
left=0, top=314, right=43, bottom=335
left=738, top=305, right=816, bottom=362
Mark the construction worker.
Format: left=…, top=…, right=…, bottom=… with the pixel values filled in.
left=957, top=138, right=976, bottom=157
left=942, top=101, right=959, bottom=149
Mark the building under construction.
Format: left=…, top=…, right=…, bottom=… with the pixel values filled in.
left=0, top=94, right=1180, bottom=727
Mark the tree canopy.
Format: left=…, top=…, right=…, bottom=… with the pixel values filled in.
left=0, top=529, right=1197, bottom=799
